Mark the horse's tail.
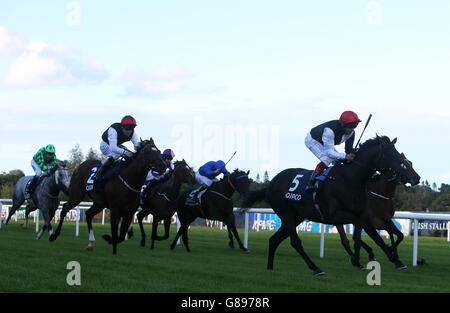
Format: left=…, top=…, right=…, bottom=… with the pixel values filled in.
left=241, top=187, right=268, bottom=211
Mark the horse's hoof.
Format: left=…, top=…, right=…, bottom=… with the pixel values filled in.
left=49, top=234, right=56, bottom=242
left=86, top=246, right=94, bottom=251
left=229, top=242, right=235, bottom=249
left=242, top=248, right=250, bottom=254
left=395, top=261, right=408, bottom=270
left=314, top=269, right=326, bottom=276
left=102, top=234, right=112, bottom=244
left=140, top=240, right=145, bottom=247
left=417, top=258, right=426, bottom=266
left=369, top=256, right=376, bottom=262
left=21, top=224, right=28, bottom=229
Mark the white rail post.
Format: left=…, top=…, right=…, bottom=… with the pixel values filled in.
left=413, top=219, right=419, bottom=267
left=244, top=212, right=249, bottom=249
left=102, top=209, right=105, bottom=225
left=76, top=208, right=80, bottom=237
left=35, top=210, right=39, bottom=233
left=176, top=213, right=181, bottom=245
left=320, top=223, right=325, bottom=258
left=447, top=221, right=450, bottom=242
left=0, top=202, right=3, bottom=229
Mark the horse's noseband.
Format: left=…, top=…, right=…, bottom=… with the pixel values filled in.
left=228, top=174, right=248, bottom=191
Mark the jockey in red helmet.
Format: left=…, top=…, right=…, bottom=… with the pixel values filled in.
left=304, top=110, right=361, bottom=191
left=92, top=115, right=140, bottom=183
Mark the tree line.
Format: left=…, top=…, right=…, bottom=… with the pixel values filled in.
left=0, top=145, right=449, bottom=212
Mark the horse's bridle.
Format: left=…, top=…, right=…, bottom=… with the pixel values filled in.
left=227, top=173, right=248, bottom=192
left=374, top=142, right=402, bottom=183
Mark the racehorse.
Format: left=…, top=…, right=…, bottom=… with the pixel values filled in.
left=137, top=159, right=196, bottom=249
left=336, top=153, right=420, bottom=269
left=3, top=161, right=70, bottom=239
left=170, top=169, right=251, bottom=253
left=242, top=136, right=419, bottom=275
left=49, top=139, right=167, bottom=254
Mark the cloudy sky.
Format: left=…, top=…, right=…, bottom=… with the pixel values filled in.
left=1, top=1, right=449, bottom=186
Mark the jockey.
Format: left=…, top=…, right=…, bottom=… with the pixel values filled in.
left=92, top=115, right=140, bottom=183
left=196, top=160, right=230, bottom=187
left=304, top=110, right=361, bottom=191
left=187, top=160, right=231, bottom=204
left=141, top=149, right=175, bottom=203
left=25, top=144, right=57, bottom=199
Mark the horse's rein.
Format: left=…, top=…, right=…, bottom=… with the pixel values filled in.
left=118, top=175, right=141, bottom=193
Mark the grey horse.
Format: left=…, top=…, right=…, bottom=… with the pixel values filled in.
left=3, top=161, right=71, bottom=239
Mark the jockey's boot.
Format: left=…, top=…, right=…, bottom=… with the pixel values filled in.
left=92, top=157, right=114, bottom=184
left=195, top=185, right=207, bottom=200
left=305, top=171, right=319, bottom=193
left=25, top=176, right=39, bottom=200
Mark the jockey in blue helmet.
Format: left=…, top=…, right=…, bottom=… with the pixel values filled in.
left=196, top=160, right=230, bottom=186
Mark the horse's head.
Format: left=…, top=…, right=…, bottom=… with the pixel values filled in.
left=55, top=160, right=71, bottom=194
left=173, top=159, right=196, bottom=186
left=374, top=136, right=420, bottom=186
left=137, top=138, right=167, bottom=174
left=228, top=169, right=251, bottom=196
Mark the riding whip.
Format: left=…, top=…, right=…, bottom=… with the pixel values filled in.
left=355, top=113, right=372, bottom=150
left=218, top=151, right=237, bottom=171
left=225, top=151, right=237, bottom=166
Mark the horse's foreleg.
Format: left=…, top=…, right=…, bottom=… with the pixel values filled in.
left=224, top=215, right=248, bottom=253
left=268, top=226, right=289, bottom=270
left=351, top=225, right=365, bottom=270
left=110, top=209, right=120, bottom=255
left=136, top=209, right=148, bottom=247
left=227, top=227, right=234, bottom=249
left=37, top=210, right=51, bottom=240
left=162, top=216, right=171, bottom=240
left=363, top=221, right=407, bottom=270
left=384, top=220, right=404, bottom=259
left=150, top=218, right=159, bottom=249
left=336, top=224, right=354, bottom=258
left=50, top=201, right=74, bottom=241
left=288, top=227, right=324, bottom=275
left=85, top=205, right=103, bottom=251
left=118, top=212, right=134, bottom=244
left=22, top=205, right=37, bottom=229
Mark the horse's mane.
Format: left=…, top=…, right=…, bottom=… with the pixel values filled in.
left=358, top=135, right=391, bottom=152
left=174, top=160, right=186, bottom=168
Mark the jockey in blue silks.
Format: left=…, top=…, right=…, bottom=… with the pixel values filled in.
left=187, top=160, right=231, bottom=203
left=196, top=160, right=230, bottom=186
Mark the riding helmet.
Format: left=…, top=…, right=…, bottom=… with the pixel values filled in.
left=121, top=115, right=137, bottom=127
left=339, top=111, right=361, bottom=128
left=45, top=144, right=56, bottom=154
left=162, top=149, right=175, bottom=159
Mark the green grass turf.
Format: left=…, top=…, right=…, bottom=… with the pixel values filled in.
left=0, top=221, right=449, bottom=293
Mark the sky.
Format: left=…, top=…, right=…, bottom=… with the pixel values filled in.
left=0, top=1, right=449, bottom=187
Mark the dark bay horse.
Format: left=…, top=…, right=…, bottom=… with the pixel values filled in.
left=170, top=169, right=250, bottom=253
left=49, top=139, right=167, bottom=254
left=242, top=136, right=419, bottom=275
left=137, top=159, right=196, bottom=249
left=336, top=152, right=420, bottom=269
left=3, top=161, right=70, bottom=239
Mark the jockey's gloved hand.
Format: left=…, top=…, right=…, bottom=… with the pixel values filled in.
left=122, top=150, right=134, bottom=158
left=40, top=170, right=50, bottom=178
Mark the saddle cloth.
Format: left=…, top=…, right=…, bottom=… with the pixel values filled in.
left=85, top=161, right=123, bottom=192
left=284, top=169, right=315, bottom=204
